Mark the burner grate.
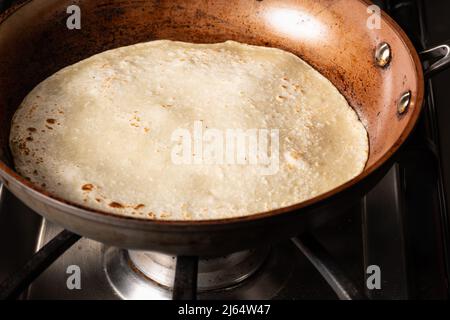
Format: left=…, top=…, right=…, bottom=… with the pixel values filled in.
left=0, top=230, right=81, bottom=300
left=0, top=228, right=365, bottom=300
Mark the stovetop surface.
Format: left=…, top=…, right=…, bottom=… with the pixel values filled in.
left=0, top=0, right=449, bottom=300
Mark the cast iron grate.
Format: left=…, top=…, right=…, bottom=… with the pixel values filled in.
left=0, top=229, right=365, bottom=300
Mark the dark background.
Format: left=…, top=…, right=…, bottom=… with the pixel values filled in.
left=425, top=1, right=450, bottom=215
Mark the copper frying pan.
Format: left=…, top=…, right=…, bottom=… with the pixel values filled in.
left=0, top=0, right=449, bottom=256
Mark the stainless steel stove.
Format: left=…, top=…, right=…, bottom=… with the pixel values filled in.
left=0, top=0, right=449, bottom=300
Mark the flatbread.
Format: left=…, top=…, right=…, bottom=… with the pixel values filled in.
left=10, top=40, right=369, bottom=220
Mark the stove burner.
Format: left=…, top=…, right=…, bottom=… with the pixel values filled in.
left=130, top=248, right=269, bottom=291
left=103, top=246, right=290, bottom=300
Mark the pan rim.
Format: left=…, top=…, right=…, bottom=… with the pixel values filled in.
left=0, top=0, right=425, bottom=228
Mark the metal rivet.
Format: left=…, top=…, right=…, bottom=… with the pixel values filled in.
left=398, top=91, right=411, bottom=115
left=375, top=42, right=392, bottom=68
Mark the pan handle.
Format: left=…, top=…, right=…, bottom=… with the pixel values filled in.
left=420, top=41, right=450, bottom=79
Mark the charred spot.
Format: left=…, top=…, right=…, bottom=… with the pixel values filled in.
left=109, top=202, right=124, bottom=209
left=81, top=184, right=94, bottom=191
left=27, top=127, right=37, bottom=133
left=46, top=119, right=56, bottom=125
left=26, top=137, right=33, bottom=142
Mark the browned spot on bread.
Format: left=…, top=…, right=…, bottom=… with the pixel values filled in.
left=17, top=141, right=31, bottom=155
left=182, top=211, right=193, bottom=220
left=160, top=212, right=172, bottom=218
left=26, top=137, right=33, bottom=142
left=45, top=125, right=53, bottom=130
left=27, top=127, right=37, bottom=132
left=46, top=119, right=56, bottom=124
left=147, top=212, right=156, bottom=219
left=95, top=198, right=102, bottom=203
left=134, top=204, right=145, bottom=210
left=81, top=184, right=94, bottom=191
left=291, top=150, right=302, bottom=160
left=109, top=202, right=124, bottom=209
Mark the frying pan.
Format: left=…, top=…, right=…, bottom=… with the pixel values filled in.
left=0, top=0, right=449, bottom=256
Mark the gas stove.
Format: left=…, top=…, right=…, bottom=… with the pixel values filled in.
left=0, top=0, right=449, bottom=300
